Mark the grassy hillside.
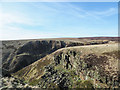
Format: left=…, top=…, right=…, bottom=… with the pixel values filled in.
left=1, top=37, right=119, bottom=89
left=2, top=39, right=109, bottom=76
left=13, top=43, right=119, bottom=88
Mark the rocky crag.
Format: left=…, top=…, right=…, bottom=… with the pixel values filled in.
left=2, top=39, right=109, bottom=76
left=1, top=38, right=119, bottom=89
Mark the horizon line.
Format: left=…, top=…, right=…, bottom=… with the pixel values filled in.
left=1, top=36, right=119, bottom=41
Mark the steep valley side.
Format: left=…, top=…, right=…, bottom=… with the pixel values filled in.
left=1, top=38, right=119, bottom=89
left=13, top=43, right=119, bottom=88
left=2, top=39, right=109, bottom=76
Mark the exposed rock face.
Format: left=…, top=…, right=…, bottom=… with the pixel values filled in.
left=2, top=39, right=109, bottom=76
left=2, top=38, right=119, bottom=89
left=13, top=43, right=119, bottom=88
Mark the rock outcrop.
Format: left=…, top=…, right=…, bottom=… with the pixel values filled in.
left=13, top=43, right=119, bottom=88
left=2, top=39, right=109, bottom=76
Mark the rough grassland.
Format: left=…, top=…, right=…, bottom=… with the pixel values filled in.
left=13, top=43, right=119, bottom=88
